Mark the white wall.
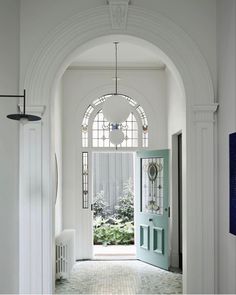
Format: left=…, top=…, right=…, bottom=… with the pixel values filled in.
left=166, top=69, right=185, bottom=140
left=217, top=0, right=236, bottom=293
left=0, top=0, right=19, bottom=293
left=166, top=68, right=186, bottom=268
left=135, top=0, right=217, bottom=92
left=54, top=81, right=63, bottom=236
left=62, top=68, right=167, bottom=259
left=20, top=0, right=105, bottom=82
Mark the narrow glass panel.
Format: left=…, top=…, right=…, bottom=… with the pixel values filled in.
left=82, top=152, right=89, bottom=209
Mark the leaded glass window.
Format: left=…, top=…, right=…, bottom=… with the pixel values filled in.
left=81, top=94, right=148, bottom=148
left=141, top=157, right=164, bottom=215
left=82, top=152, right=89, bottom=209
left=92, top=110, right=138, bottom=148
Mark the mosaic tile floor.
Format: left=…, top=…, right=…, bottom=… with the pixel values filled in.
left=55, top=260, right=182, bottom=294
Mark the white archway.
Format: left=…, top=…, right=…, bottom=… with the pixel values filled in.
left=19, top=5, right=218, bottom=294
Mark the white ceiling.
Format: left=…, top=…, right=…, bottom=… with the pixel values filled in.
left=69, top=41, right=166, bottom=68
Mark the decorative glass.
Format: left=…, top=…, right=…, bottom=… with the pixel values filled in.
left=92, top=110, right=138, bottom=148
left=81, top=94, right=148, bottom=148
left=81, top=105, right=94, bottom=147
left=82, top=152, right=89, bottom=209
left=141, top=157, right=164, bottom=214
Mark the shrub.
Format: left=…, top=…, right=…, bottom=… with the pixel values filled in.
left=93, top=218, right=134, bottom=245
left=114, top=179, right=134, bottom=222
left=93, top=190, right=110, bottom=218
left=93, top=179, right=134, bottom=245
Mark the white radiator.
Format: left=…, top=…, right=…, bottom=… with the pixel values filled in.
left=55, top=229, right=75, bottom=280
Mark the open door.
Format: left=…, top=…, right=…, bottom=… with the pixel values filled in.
left=135, top=150, right=169, bottom=270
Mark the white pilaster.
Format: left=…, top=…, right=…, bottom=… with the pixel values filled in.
left=19, top=106, right=45, bottom=294
left=186, top=104, right=218, bottom=293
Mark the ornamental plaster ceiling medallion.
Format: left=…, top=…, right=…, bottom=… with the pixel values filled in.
left=107, top=0, right=130, bottom=30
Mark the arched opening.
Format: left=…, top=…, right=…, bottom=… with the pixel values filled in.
left=53, top=35, right=186, bottom=292
left=20, top=6, right=216, bottom=294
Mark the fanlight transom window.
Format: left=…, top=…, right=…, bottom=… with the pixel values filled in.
left=82, top=94, right=148, bottom=148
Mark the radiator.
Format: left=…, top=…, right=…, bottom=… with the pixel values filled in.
left=55, top=229, right=75, bottom=280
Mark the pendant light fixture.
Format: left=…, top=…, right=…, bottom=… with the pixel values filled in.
left=109, top=123, right=125, bottom=146
left=102, top=42, right=130, bottom=124
left=0, top=89, right=41, bottom=122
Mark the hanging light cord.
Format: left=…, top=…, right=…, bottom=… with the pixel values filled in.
left=23, top=89, right=26, bottom=115
left=114, top=41, right=119, bottom=95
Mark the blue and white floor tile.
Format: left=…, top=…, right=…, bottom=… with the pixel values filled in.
left=55, top=260, right=182, bottom=294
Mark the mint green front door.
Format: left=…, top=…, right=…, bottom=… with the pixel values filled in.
left=135, top=150, right=169, bottom=270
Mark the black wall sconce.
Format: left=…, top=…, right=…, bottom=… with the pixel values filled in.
left=0, top=89, right=41, bottom=122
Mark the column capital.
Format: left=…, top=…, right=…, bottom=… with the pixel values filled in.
left=192, top=103, right=219, bottom=122
left=19, top=104, right=46, bottom=117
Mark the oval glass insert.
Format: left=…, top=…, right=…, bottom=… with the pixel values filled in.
left=148, top=163, right=158, bottom=182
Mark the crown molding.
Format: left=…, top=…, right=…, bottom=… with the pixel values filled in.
left=193, top=103, right=219, bottom=113
left=193, top=103, right=219, bottom=122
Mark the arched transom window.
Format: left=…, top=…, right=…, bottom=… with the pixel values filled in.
left=81, top=94, right=148, bottom=148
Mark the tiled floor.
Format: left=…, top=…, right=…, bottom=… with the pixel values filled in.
left=55, top=260, right=182, bottom=294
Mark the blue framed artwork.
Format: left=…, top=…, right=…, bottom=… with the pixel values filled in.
left=229, top=132, right=236, bottom=235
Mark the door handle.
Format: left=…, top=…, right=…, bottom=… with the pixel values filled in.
left=149, top=218, right=153, bottom=222
left=165, top=207, right=170, bottom=217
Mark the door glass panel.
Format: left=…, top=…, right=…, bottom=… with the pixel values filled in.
left=141, top=157, right=164, bottom=214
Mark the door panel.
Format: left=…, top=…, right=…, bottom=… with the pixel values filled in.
left=135, top=150, right=169, bottom=270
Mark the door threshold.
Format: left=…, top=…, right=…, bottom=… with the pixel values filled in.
left=92, top=257, right=137, bottom=261
left=93, top=254, right=136, bottom=260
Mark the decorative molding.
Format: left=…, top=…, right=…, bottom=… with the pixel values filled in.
left=108, top=0, right=130, bottom=29
left=153, top=227, right=164, bottom=254
left=140, top=225, right=150, bottom=250
left=193, top=104, right=219, bottom=112
left=193, top=103, right=219, bottom=122
left=23, top=6, right=214, bottom=106
left=18, top=104, right=46, bottom=116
